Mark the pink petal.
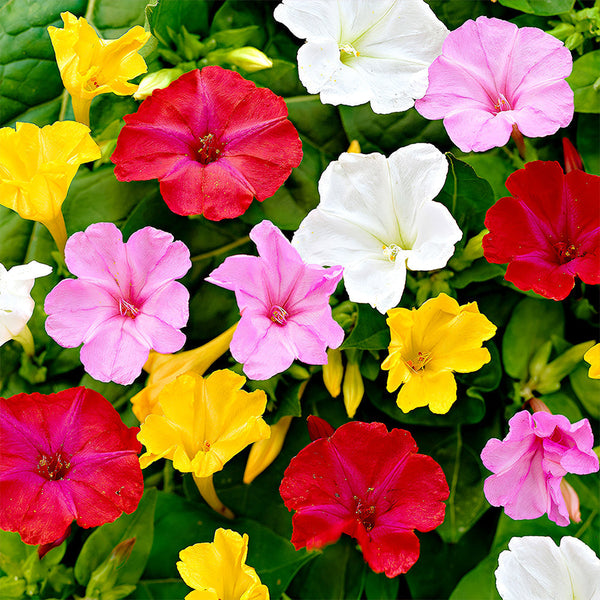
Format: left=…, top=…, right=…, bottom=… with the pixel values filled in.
left=139, top=281, right=190, bottom=329
left=133, top=313, right=186, bottom=354
left=443, top=109, right=514, bottom=153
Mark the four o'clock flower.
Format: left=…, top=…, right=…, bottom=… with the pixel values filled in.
left=292, top=144, right=462, bottom=314
left=111, top=67, right=303, bottom=221
left=0, top=261, right=52, bottom=355
left=483, top=161, right=600, bottom=301
left=415, top=17, right=573, bottom=152
left=280, top=418, right=449, bottom=577
left=495, top=536, right=600, bottom=600
left=481, top=410, right=599, bottom=527
left=0, top=387, right=143, bottom=547
left=274, top=0, right=448, bottom=114
left=48, top=12, right=151, bottom=126
left=44, top=222, right=191, bottom=385
left=207, top=220, right=344, bottom=380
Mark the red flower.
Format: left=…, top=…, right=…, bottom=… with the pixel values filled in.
left=111, top=66, right=303, bottom=220
left=0, top=387, right=143, bottom=546
left=483, top=161, right=600, bottom=300
left=279, top=420, right=449, bottom=577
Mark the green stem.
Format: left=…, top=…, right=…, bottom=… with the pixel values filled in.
left=84, top=0, right=97, bottom=22
left=448, top=426, right=462, bottom=539
left=191, top=236, right=250, bottom=263
left=574, top=508, right=598, bottom=539
left=163, top=460, right=174, bottom=494
left=58, top=89, right=70, bottom=122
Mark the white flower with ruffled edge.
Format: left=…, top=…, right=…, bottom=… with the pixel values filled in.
left=0, top=261, right=52, bottom=351
left=495, top=536, right=600, bottom=600
left=273, top=0, right=448, bottom=114
left=292, top=144, right=462, bottom=313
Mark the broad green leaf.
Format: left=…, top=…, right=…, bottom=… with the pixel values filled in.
left=540, top=391, right=584, bottom=422
left=452, top=260, right=505, bottom=289
left=449, top=552, right=501, bottom=600
left=502, top=297, right=565, bottom=381
left=577, top=114, right=600, bottom=174
left=570, top=362, right=600, bottom=419
left=426, top=0, right=494, bottom=29
left=498, top=0, right=575, bottom=15
left=75, top=488, right=157, bottom=587
left=365, top=570, right=399, bottom=600
left=568, top=50, right=600, bottom=113
left=133, top=580, right=190, bottom=599
left=89, top=0, right=149, bottom=36
left=341, top=304, right=390, bottom=351
left=459, top=150, right=514, bottom=201
left=146, top=0, right=211, bottom=46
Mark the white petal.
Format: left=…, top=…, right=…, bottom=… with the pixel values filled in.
left=273, top=0, right=340, bottom=41
left=559, top=537, right=600, bottom=600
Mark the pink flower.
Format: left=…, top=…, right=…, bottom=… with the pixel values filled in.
left=483, top=161, right=600, bottom=301
left=0, top=387, right=143, bottom=546
left=280, top=418, right=449, bottom=577
left=415, top=16, right=573, bottom=152
left=206, top=220, right=344, bottom=380
left=111, top=67, right=303, bottom=220
left=45, top=222, right=191, bottom=385
left=481, top=410, right=599, bottom=526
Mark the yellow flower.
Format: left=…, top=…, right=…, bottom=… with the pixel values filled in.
left=48, top=12, right=151, bottom=125
left=584, top=343, right=600, bottom=379
left=177, top=529, right=269, bottom=600
left=0, top=121, right=101, bottom=253
left=130, top=324, right=237, bottom=423
left=381, top=293, right=497, bottom=414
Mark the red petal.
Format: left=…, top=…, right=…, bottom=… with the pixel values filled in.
left=307, top=416, right=334, bottom=441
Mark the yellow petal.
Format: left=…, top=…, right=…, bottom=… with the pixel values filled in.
left=396, top=371, right=457, bottom=414
left=584, top=343, right=600, bottom=379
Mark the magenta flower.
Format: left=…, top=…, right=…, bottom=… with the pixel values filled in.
left=415, top=16, right=573, bottom=152
left=280, top=418, right=449, bottom=577
left=481, top=410, right=599, bottom=526
left=45, top=222, right=191, bottom=385
left=206, top=220, right=344, bottom=380
left=0, top=387, right=143, bottom=547
left=111, top=67, right=303, bottom=220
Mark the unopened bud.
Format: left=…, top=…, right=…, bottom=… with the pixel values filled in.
left=562, top=138, right=583, bottom=173
left=347, top=139, right=361, bottom=153
left=529, top=397, right=552, bottom=414
left=536, top=340, right=595, bottom=395
left=307, top=415, right=335, bottom=441
left=560, top=479, right=581, bottom=523
left=343, top=351, right=364, bottom=418
left=323, top=348, right=343, bottom=398
left=134, top=68, right=184, bottom=100
left=224, top=47, right=273, bottom=72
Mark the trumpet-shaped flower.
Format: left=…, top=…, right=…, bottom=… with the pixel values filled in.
left=130, top=324, right=237, bottom=423
left=137, top=370, right=270, bottom=476
left=483, top=161, right=600, bottom=301
left=0, top=261, right=52, bottom=352
left=273, top=0, right=448, bottom=114
left=0, top=387, right=143, bottom=546
left=415, top=17, right=573, bottom=152
left=584, top=343, right=600, bottom=379
left=207, top=220, right=344, bottom=380
left=381, top=293, right=496, bottom=414
left=44, top=222, right=191, bottom=385
left=293, top=145, right=462, bottom=313
left=177, top=528, right=269, bottom=600
left=280, top=419, right=449, bottom=577
left=481, top=410, right=599, bottom=526
left=111, top=67, right=303, bottom=220
left=0, top=121, right=101, bottom=253
left=48, top=12, right=151, bottom=125
left=495, top=536, right=600, bottom=600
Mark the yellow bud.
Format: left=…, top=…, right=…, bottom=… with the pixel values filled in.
left=347, top=139, right=361, bottom=153
left=343, top=355, right=364, bottom=418
left=322, top=348, right=343, bottom=398
left=133, top=68, right=184, bottom=100
left=225, top=47, right=273, bottom=72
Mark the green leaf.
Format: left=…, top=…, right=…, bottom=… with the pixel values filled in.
left=133, top=580, right=190, bottom=599
left=568, top=50, right=600, bottom=113
left=577, top=114, right=600, bottom=175
left=497, top=0, right=575, bottom=15
left=570, top=363, right=600, bottom=419
left=341, top=304, right=390, bottom=351
left=364, top=570, right=399, bottom=600
left=426, top=0, right=494, bottom=30
left=146, top=0, right=211, bottom=46
left=449, top=552, right=501, bottom=600
left=452, top=259, right=505, bottom=289
left=540, top=391, right=584, bottom=422
left=75, top=488, right=157, bottom=587
left=502, top=297, right=565, bottom=381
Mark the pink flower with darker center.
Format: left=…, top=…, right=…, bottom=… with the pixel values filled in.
left=481, top=410, right=599, bottom=527
left=206, top=220, right=344, bottom=380
left=111, top=66, right=303, bottom=220
left=0, top=387, right=143, bottom=547
left=415, top=16, right=573, bottom=152
left=45, top=222, right=191, bottom=385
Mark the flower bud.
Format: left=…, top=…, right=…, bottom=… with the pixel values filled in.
left=343, top=350, right=364, bottom=418
left=322, top=348, right=343, bottom=398
left=347, top=139, right=361, bottom=153
left=223, top=47, right=273, bottom=72
left=133, top=68, right=184, bottom=100
left=536, top=340, right=595, bottom=395
left=560, top=479, right=581, bottom=523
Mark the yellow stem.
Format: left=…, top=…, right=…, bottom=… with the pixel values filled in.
left=191, top=236, right=251, bottom=263
left=193, top=474, right=234, bottom=520
left=44, top=214, right=68, bottom=257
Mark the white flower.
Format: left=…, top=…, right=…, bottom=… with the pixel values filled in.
left=0, top=261, right=52, bottom=346
left=273, top=0, right=448, bottom=114
left=292, top=144, right=462, bottom=313
left=495, top=536, right=600, bottom=600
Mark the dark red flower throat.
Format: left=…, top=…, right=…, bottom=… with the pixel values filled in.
left=195, top=133, right=225, bottom=165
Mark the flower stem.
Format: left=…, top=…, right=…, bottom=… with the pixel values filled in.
left=511, top=124, right=527, bottom=161
left=191, top=236, right=250, bottom=263
left=13, top=325, right=35, bottom=357
left=44, top=215, right=68, bottom=257
left=193, top=474, right=234, bottom=519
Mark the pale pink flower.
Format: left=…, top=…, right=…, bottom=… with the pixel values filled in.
left=45, top=223, right=191, bottom=385
left=415, top=16, right=573, bottom=152
left=481, top=410, right=598, bottom=526
left=206, top=220, right=344, bottom=380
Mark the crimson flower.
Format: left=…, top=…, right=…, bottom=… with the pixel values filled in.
left=483, top=161, right=600, bottom=300
left=111, top=66, right=303, bottom=220
left=0, top=387, right=143, bottom=546
left=279, top=418, right=449, bottom=577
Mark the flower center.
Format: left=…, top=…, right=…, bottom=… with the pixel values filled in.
left=493, top=93, right=512, bottom=113
left=83, top=77, right=101, bottom=92
left=269, top=305, right=289, bottom=325
left=196, top=133, right=225, bottom=165
left=405, top=351, right=431, bottom=373
left=382, top=244, right=402, bottom=262
left=37, top=450, right=71, bottom=481
left=554, top=241, right=579, bottom=263
left=353, top=495, right=376, bottom=532
left=119, top=298, right=140, bottom=319
left=340, top=43, right=360, bottom=58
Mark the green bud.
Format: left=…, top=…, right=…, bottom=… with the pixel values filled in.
left=565, top=32, right=584, bottom=51
left=528, top=339, right=553, bottom=381
left=448, top=230, right=487, bottom=271
left=536, top=340, right=596, bottom=395
left=134, top=68, right=184, bottom=100
left=332, top=301, right=358, bottom=331
left=286, top=364, right=311, bottom=380
left=223, top=47, right=273, bottom=72
left=547, top=21, right=575, bottom=41
left=84, top=538, right=136, bottom=599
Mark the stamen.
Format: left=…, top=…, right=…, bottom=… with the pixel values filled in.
left=339, top=43, right=360, bottom=58
left=270, top=305, right=288, bottom=325
left=554, top=241, right=579, bottom=263
left=37, top=451, right=71, bottom=481
left=404, top=351, right=431, bottom=373
left=119, top=298, right=140, bottom=319
left=382, top=244, right=401, bottom=262
left=196, top=133, right=225, bottom=165
left=493, top=93, right=511, bottom=112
